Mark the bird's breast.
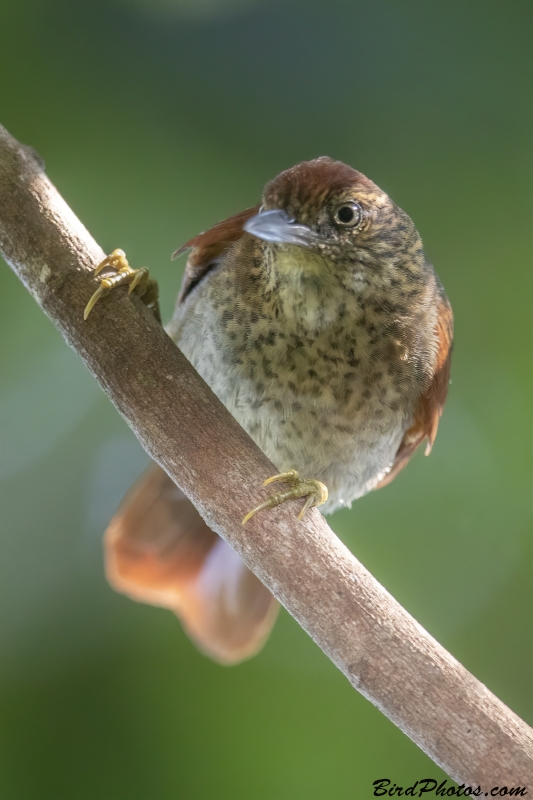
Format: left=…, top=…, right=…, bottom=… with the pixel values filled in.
left=168, top=275, right=432, bottom=511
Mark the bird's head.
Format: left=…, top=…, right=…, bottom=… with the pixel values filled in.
left=244, top=157, right=427, bottom=303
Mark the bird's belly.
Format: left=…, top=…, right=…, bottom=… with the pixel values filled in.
left=171, top=312, right=411, bottom=515
left=229, top=395, right=406, bottom=514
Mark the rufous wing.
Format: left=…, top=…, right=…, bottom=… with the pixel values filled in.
left=376, top=294, right=453, bottom=489
left=105, top=463, right=278, bottom=664
left=173, top=205, right=260, bottom=303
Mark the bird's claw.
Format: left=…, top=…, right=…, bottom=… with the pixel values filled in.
left=84, top=249, right=159, bottom=320
left=242, top=469, right=328, bottom=525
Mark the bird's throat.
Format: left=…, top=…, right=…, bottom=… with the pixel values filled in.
left=265, top=243, right=347, bottom=331
left=268, top=243, right=326, bottom=278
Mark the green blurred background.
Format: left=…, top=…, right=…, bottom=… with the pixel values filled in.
left=0, top=0, right=531, bottom=797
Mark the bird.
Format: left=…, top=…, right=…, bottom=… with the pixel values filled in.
left=85, top=157, right=453, bottom=665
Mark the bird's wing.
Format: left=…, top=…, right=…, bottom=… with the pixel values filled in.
left=105, top=462, right=278, bottom=664
left=376, top=293, right=453, bottom=489
left=173, top=205, right=260, bottom=303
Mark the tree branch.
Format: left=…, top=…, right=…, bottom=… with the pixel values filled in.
left=0, top=123, right=531, bottom=788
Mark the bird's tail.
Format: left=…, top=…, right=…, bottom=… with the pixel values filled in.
left=104, top=463, right=278, bottom=664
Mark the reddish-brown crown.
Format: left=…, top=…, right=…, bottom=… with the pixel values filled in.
left=263, top=157, right=378, bottom=214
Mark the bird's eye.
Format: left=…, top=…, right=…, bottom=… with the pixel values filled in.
left=333, top=202, right=363, bottom=229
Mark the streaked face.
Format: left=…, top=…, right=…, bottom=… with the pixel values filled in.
left=244, top=157, right=421, bottom=276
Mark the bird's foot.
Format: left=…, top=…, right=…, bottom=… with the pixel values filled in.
left=242, top=469, right=328, bottom=525
left=84, top=249, right=160, bottom=321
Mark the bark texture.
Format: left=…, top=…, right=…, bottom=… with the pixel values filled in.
left=0, top=123, right=531, bottom=788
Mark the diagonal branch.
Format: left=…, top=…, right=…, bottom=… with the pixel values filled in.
left=0, top=123, right=531, bottom=789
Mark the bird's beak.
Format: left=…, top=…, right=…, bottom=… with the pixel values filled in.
left=243, top=209, right=321, bottom=247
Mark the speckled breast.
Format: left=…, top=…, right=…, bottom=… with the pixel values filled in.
left=168, top=276, right=422, bottom=515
